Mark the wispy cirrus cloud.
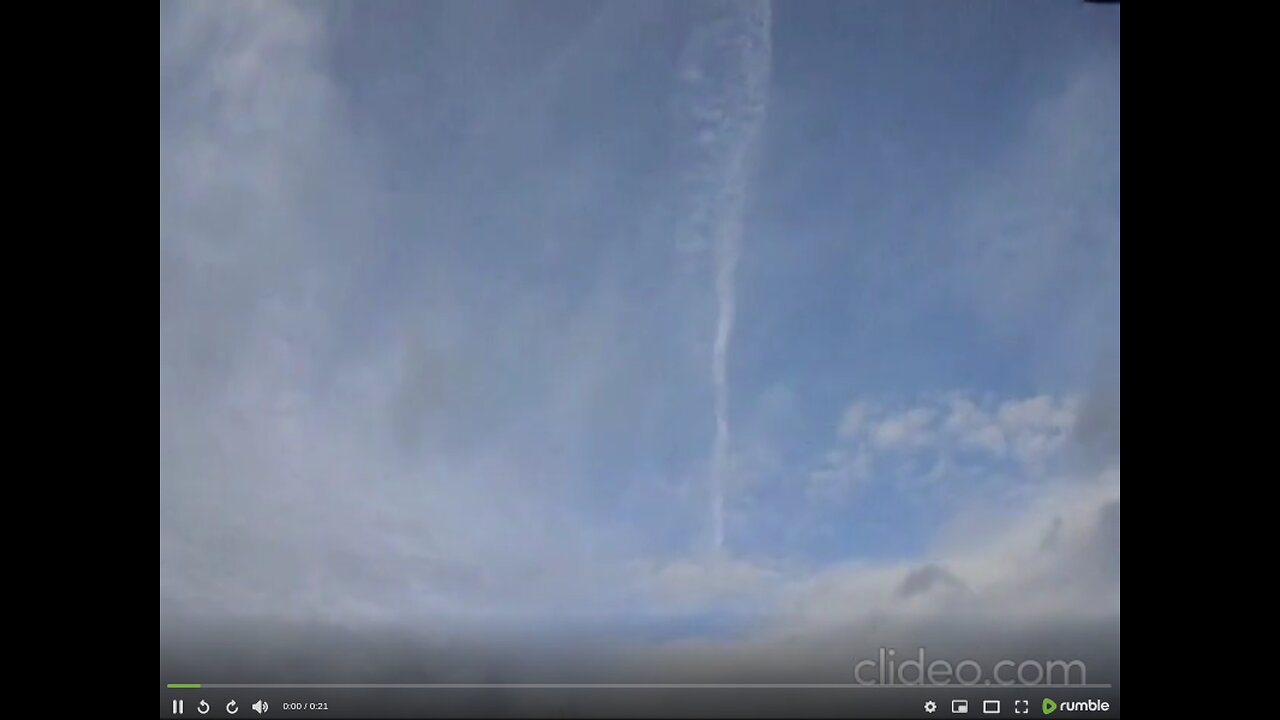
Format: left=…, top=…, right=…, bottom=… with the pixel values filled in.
left=675, top=0, right=773, bottom=555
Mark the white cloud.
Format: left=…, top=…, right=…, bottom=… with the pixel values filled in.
left=636, top=457, right=1121, bottom=624
left=942, top=396, right=1004, bottom=455
left=639, top=555, right=783, bottom=611
left=870, top=407, right=937, bottom=450
left=838, top=401, right=876, bottom=438
left=812, top=391, right=1080, bottom=505
left=807, top=448, right=872, bottom=503
left=160, top=1, right=645, bottom=626
left=996, top=395, right=1078, bottom=466
left=997, top=395, right=1074, bottom=432
left=621, top=465, right=1119, bottom=681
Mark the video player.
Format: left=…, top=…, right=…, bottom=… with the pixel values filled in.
left=160, top=1, right=1120, bottom=717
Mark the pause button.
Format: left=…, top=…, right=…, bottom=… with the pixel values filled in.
left=172, top=699, right=185, bottom=714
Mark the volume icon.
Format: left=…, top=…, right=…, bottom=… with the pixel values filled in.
left=252, top=700, right=269, bottom=714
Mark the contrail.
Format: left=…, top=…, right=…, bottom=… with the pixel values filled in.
left=679, top=1, right=772, bottom=554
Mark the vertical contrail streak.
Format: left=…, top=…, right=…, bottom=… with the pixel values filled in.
left=681, top=1, right=772, bottom=554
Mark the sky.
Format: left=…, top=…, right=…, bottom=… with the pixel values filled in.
left=160, top=0, right=1120, bottom=680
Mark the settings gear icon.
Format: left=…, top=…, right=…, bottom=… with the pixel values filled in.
left=924, top=700, right=938, bottom=713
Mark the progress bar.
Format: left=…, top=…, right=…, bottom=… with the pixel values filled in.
left=171, top=683, right=1113, bottom=689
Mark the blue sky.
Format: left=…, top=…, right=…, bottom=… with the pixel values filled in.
left=160, top=0, right=1120, bottom=649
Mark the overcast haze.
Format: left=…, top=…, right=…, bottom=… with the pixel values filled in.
left=160, top=0, right=1120, bottom=684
